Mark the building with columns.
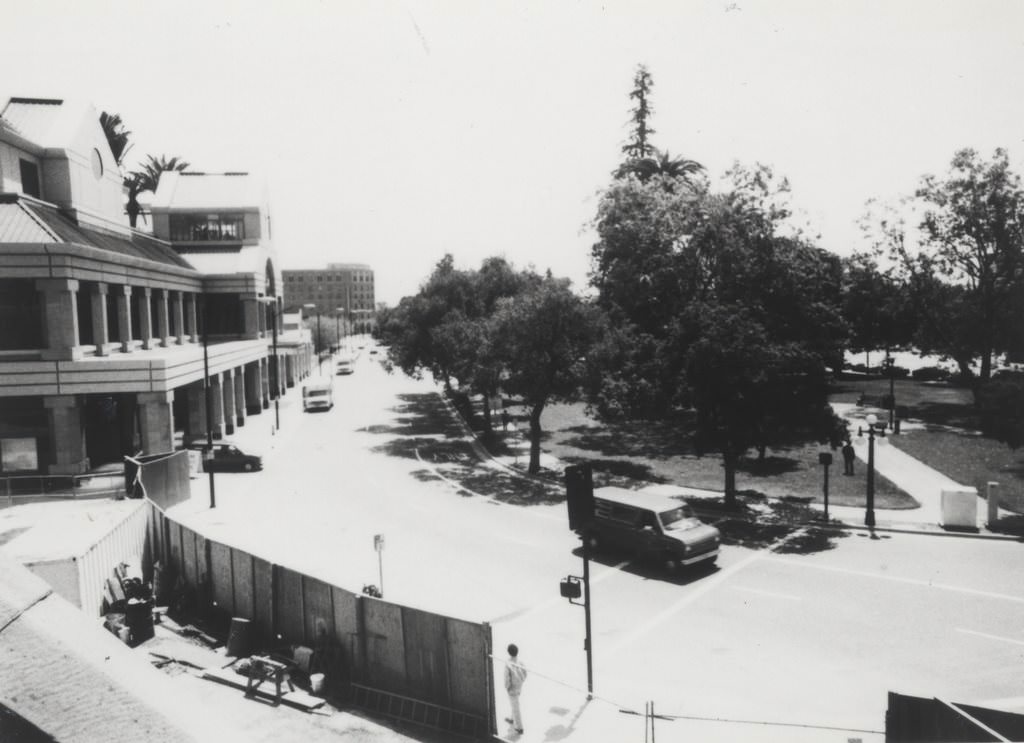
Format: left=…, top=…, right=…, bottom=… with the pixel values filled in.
left=0, top=96, right=312, bottom=477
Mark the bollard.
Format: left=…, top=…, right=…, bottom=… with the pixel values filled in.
left=987, top=481, right=999, bottom=527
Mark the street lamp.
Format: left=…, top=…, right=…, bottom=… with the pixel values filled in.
left=303, top=304, right=323, bottom=374
left=858, top=413, right=886, bottom=528
left=267, top=296, right=280, bottom=431
left=883, top=354, right=896, bottom=431
left=201, top=293, right=215, bottom=509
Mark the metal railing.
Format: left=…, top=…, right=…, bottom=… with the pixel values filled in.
left=0, top=471, right=126, bottom=507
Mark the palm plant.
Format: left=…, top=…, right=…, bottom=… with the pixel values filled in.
left=99, top=111, right=132, bottom=166
left=126, top=155, right=189, bottom=228
left=615, top=148, right=704, bottom=188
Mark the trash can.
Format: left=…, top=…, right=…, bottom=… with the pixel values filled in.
left=125, top=597, right=154, bottom=646
left=941, top=488, right=978, bottom=531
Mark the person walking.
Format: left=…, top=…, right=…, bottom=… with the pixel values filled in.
left=842, top=440, right=856, bottom=476
left=504, top=643, right=527, bottom=734
left=501, top=409, right=510, bottom=432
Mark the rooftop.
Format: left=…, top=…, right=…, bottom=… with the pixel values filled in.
left=151, top=171, right=266, bottom=211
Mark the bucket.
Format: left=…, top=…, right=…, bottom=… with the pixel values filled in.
left=226, top=617, right=252, bottom=657
left=310, top=673, right=325, bottom=695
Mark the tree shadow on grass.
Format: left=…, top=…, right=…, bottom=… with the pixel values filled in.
left=555, top=417, right=691, bottom=460
left=908, top=401, right=978, bottom=430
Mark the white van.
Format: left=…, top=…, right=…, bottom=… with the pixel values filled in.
left=302, top=381, right=333, bottom=412
left=588, top=486, right=720, bottom=568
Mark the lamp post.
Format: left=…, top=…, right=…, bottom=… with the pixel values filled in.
left=269, top=297, right=280, bottom=431
left=858, top=413, right=885, bottom=528
left=201, top=294, right=215, bottom=509
left=883, top=354, right=896, bottom=432
left=334, top=311, right=341, bottom=353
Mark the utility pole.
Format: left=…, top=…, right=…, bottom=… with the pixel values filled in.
left=562, top=463, right=595, bottom=697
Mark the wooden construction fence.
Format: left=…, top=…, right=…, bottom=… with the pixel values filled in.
left=147, top=504, right=495, bottom=737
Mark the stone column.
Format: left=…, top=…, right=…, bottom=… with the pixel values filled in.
left=245, top=362, right=263, bottom=415
left=186, top=292, right=199, bottom=343
left=155, top=289, right=170, bottom=347
left=116, top=285, right=133, bottom=352
left=44, top=395, right=89, bottom=474
left=138, top=287, right=155, bottom=350
left=36, top=278, right=82, bottom=361
left=285, top=354, right=296, bottom=388
left=222, top=369, right=236, bottom=435
left=187, top=381, right=207, bottom=441
left=137, top=391, right=174, bottom=454
left=242, top=295, right=261, bottom=340
left=261, top=357, right=271, bottom=409
left=234, top=365, right=247, bottom=426
left=90, top=282, right=110, bottom=356
left=172, top=290, right=186, bottom=345
left=210, top=373, right=226, bottom=439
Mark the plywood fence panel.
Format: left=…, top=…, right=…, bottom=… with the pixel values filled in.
left=208, top=540, right=234, bottom=614
left=446, top=618, right=491, bottom=716
left=231, top=549, right=255, bottom=620
left=301, top=576, right=334, bottom=646
left=401, top=607, right=450, bottom=704
left=275, top=567, right=305, bottom=643
left=362, top=599, right=407, bottom=693
left=252, top=556, right=274, bottom=642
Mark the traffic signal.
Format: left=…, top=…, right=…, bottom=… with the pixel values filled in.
left=565, top=463, right=594, bottom=532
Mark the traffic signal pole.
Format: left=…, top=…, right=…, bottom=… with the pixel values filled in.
left=582, top=532, right=593, bottom=697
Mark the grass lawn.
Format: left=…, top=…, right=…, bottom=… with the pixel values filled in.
left=488, top=401, right=915, bottom=510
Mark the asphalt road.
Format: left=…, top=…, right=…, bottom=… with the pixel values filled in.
left=176, top=348, right=1024, bottom=742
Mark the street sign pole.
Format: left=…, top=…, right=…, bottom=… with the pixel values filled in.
left=374, top=534, right=385, bottom=596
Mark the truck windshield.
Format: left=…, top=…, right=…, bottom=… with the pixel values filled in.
left=659, top=505, right=695, bottom=528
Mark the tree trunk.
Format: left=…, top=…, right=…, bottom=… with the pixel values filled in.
left=723, top=446, right=738, bottom=508
left=528, top=403, right=544, bottom=475
left=481, top=393, right=493, bottom=433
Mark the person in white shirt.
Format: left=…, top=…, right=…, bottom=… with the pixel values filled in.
left=503, top=643, right=528, bottom=734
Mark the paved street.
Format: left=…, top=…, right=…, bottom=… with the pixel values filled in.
left=173, top=346, right=1024, bottom=742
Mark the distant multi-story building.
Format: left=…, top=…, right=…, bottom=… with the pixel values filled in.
left=0, top=96, right=311, bottom=478
left=282, top=263, right=376, bottom=334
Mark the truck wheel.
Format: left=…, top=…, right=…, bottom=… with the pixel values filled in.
left=243, top=462, right=254, bottom=472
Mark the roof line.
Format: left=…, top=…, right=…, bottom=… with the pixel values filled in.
left=18, top=200, right=61, bottom=241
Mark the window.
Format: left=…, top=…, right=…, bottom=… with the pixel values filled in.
left=19, top=159, right=40, bottom=198
left=169, top=214, right=245, bottom=241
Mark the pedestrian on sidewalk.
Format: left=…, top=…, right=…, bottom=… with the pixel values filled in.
left=842, top=439, right=855, bottom=476
left=501, top=409, right=511, bottom=432
left=504, top=643, right=527, bottom=735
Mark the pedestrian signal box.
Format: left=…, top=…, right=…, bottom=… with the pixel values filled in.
left=564, top=463, right=595, bottom=532
left=560, top=576, right=582, bottom=600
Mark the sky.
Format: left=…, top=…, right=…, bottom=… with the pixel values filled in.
left=5, top=0, right=1024, bottom=305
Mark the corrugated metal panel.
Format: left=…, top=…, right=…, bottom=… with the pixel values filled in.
left=75, top=501, right=149, bottom=616
left=0, top=202, right=55, bottom=242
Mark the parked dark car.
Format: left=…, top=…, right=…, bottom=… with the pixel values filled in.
left=189, top=442, right=262, bottom=473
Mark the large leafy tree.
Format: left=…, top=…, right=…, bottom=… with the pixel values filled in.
left=126, top=154, right=190, bottom=228
left=866, top=148, right=1024, bottom=391
left=490, top=276, right=603, bottom=474
left=841, top=253, right=915, bottom=367
left=378, top=255, right=538, bottom=431
left=590, top=166, right=846, bottom=505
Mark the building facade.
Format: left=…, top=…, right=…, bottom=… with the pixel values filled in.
left=0, top=97, right=311, bottom=478
left=283, top=263, right=376, bottom=335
